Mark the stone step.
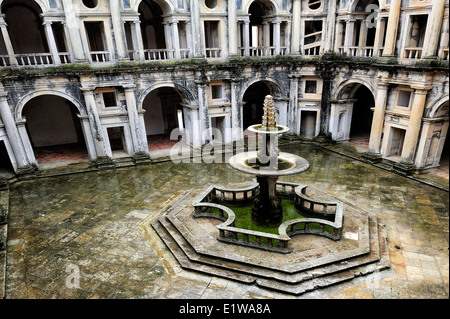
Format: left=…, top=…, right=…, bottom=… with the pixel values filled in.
left=155, top=211, right=388, bottom=289
left=164, top=199, right=377, bottom=275
left=151, top=217, right=257, bottom=284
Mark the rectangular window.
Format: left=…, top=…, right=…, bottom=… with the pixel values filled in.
left=305, top=80, right=317, bottom=94
left=397, top=90, right=412, bottom=108
left=123, top=0, right=131, bottom=8
left=103, top=92, right=117, bottom=107
left=211, top=85, right=223, bottom=99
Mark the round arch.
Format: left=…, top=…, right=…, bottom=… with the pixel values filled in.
left=137, top=82, right=195, bottom=111
left=333, top=78, right=376, bottom=101
left=346, top=0, right=379, bottom=12
left=239, top=78, right=283, bottom=103
left=0, top=0, right=47, bottom=13
left=15, top=90, right=87, bottom=121
left=426, top=95, right=450, bottom=118
left=244, top=0, right=278, bottom=15
left=133, top=0, right=173, bottom=14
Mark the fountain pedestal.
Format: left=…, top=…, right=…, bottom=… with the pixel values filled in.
left=251, top=175, right=282, bottom=226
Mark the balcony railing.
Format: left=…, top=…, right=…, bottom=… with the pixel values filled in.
left=180, top=48, right=191, bottom=59
left=0, top=52, right=71, bottom=67
left=0, top=55, right=10, bottom=67
left=144, top=48, right=175, bottom=61
left=15, top=53, right=54, bottom=66
left=404, top=47, right=423, bottom=60
left=348, top=46, right=375, bottom=57
left=205, top=47, right=221, bottom=58
left=90, top=51, right=111, bottom=63
left=303, top=42, right=321, bottom=56
left=59, top=52, right=72, bottom=64
left=239, top=46, right=289, bottom=57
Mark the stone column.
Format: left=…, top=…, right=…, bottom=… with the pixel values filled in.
left=287, top=74, right=300, bottom=131
left=368, top=82, right=389, bottom=154
left=189, top=0, right=202, bottom=57
left=124, top=86, right=148, bottom=154
left=382, top=0, right=401, bottom=57
left=373, top=17, right=386, bottom=57
left=171, top=21, right=181, bottom=60
left=186, top=20, right=193, bottom=57
left=334, top=21, right=344, bottom=54
left=0, top=92, right=35, bottom=173
left=61, top=0, right=86, bottom=62
left=163, top=22, right=173, bottom=59
left=231, top=78, right=243, bottom=141
left=43, top=20, right=61, bottom=65
left=81, top=89, right=108, bottom=159
left=290, top=0, right=302, bottom=55
left=109, top=0, right=128, bottom=61
left=132, top=20, right=145, bottom=61
left=422, top=0, right=446, bottom=58
left=274, top=20, right=281, bottom=55
left=400, top=87, right=429, bottom=163
left=0, top=15, right=17, bottom=66
left=324, top=0, right=337, bottom=53
left=228, top=0, right=238, bottom=56
left=316, top=67, right=334, bottom=140
left=243, top=20, right=250, bottom=56
left=285, top=21, right=291, bottom=55
left=263, top=22, right=271, bottom=48
left=344, top=19, right=355, bottom=55
left=197, top=81, right=209, bottom=143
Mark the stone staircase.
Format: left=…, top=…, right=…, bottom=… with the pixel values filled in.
left=150, top=185, right=390, bottom=296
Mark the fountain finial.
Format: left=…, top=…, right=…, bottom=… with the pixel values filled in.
left=261, top=95, right=276, bottom=129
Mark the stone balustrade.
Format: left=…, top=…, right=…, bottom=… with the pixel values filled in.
left=192, top=181, right=343, bottom=254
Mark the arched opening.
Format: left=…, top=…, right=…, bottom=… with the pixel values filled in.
left=244, top=0, right=283, bottom=56
left=0, top=0, right=51, bottom=64
left=249, top=1, right=269, bottom=49
left=142, top=87, right=184, bottom=151
left=242, top=81, right=272, bottom=130
left=0, top=140, right=15, bottom=177
left=332, top=82, right=375, bottom=146
left=429, top=100, right=449, bottom=171
left=138, top=0, right=166, bottom=51
left=22, top=95, right=89, bottom=168
left=349, top=85, right=374, bottom=140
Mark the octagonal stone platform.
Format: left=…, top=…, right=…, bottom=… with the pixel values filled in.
left=150, top=182, right=390, bottom=295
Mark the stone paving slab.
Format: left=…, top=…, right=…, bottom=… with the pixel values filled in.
left=2, top=144, right=448, bottom=299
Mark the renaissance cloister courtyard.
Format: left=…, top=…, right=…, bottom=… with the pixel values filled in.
left=0, top=141, right=448, bottom=300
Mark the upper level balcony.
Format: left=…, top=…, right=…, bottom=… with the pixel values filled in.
left=0, top=0, right=448, bottom=70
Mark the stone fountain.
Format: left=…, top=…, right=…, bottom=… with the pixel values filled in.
left=229, top=95, right=309, bottom=226
left=149, top=95, right=389, bottom=295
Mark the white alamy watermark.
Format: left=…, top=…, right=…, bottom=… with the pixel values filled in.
left=65, top=264, right=80, bottom=289
left=366, top=4, right=379, bottom=29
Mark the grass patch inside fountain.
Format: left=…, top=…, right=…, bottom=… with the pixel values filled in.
left=211, top=197, right=335, bottom=237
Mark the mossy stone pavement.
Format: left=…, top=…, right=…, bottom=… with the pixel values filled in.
left=0, top=143, right=448, bottom=299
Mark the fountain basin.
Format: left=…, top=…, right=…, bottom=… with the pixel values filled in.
left=229, top=151, right=310, bottom=176
left=247, top=124, right=290, bottom=135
